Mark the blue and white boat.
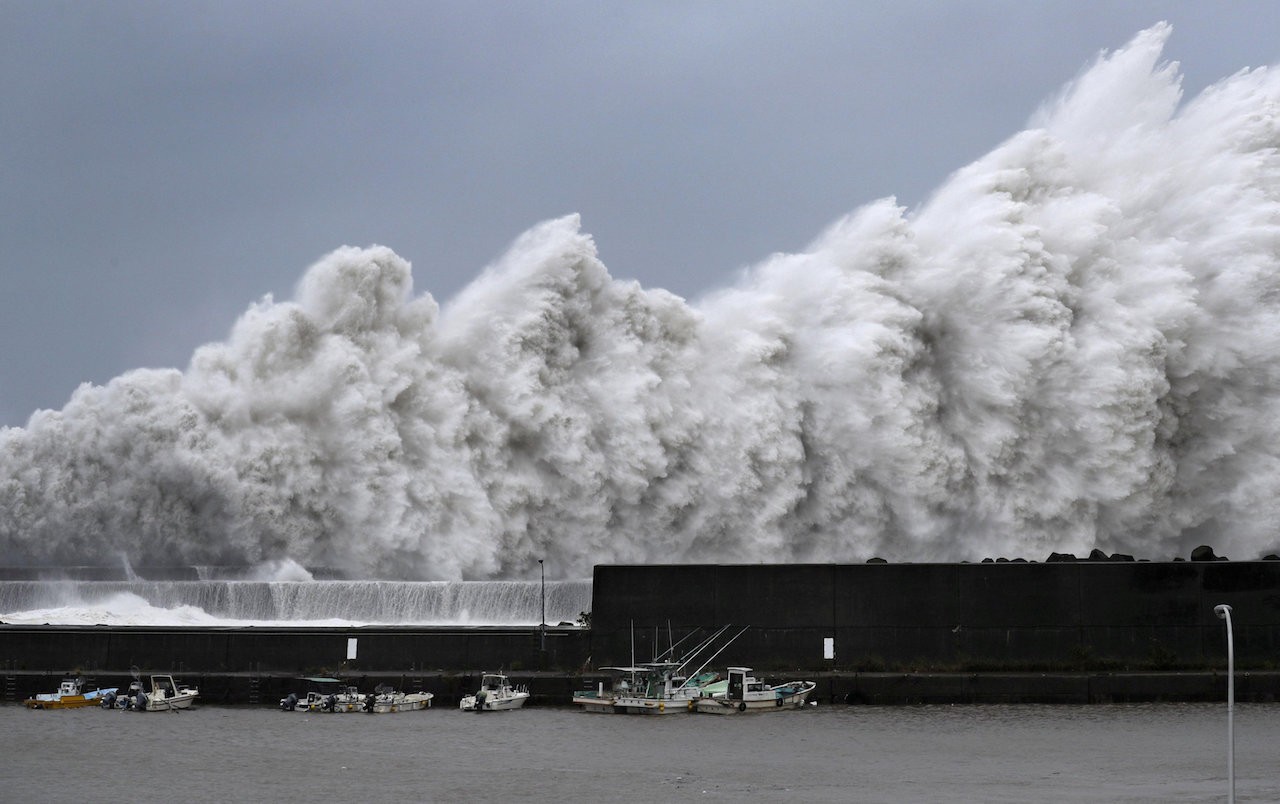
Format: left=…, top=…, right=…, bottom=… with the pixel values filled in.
left=693, top=667, right=815, bottom=714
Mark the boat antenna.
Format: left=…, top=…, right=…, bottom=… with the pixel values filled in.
left=672, top=624, right=734, bottom=675
left=653, top=626, right=704, bottom=663
left=682, top=626, right=750, bottom=687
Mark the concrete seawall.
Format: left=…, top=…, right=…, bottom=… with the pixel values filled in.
left=0, top=624, right=590, bottom=706
left=0, top=624, right=588, bottom=674
left=3, top=560, right=1278, bottom=704
left=589, top=561, right=1280, bottom=671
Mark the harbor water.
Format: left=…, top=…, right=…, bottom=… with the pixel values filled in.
left=3, top=702, right=1278, bottom=802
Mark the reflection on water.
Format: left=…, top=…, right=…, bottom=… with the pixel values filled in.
left=2, top=702, right=1277, bottom=803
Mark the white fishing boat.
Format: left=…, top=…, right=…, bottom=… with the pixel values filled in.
left=607, top=663, right=720, bottom=715
left=281, top=677, right=365, bottom=712
left=24, top=677, right=118, bottom=710
left=328, top=685, right=366, bottom=712
left=573, top=625, right=745, bottom=714
left=459, top=673, right=529, bottom=712
left=129, top=674, right=199, bottom=712
left=363, top=685, right=433, bottom=713
left=693, top=667, right=815, bottom=714
left=571, top=671, right=625, bottom=713
left=281, top=691, right=323, bottom=712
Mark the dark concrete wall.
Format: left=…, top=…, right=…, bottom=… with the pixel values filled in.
left=5, top=561, right=1277, bottom=705
left=589, top=562, right=1280, bottom=671
left=0, top=669, right=586, bottom=707
left=0, top=622, right=589, bottom=706
left=0, top=625, right=588, bottom=675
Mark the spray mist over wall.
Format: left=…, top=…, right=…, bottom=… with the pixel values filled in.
left=3, top=24, right=1280, bottom=578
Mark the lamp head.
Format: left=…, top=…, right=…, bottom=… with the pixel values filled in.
left=1215, top=604, right=1232, bottom=619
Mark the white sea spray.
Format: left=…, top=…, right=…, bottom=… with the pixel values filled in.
left=3, top=24, right=1279, bottom=578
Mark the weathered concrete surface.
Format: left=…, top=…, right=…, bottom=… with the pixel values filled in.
left=833, top=671, right=1280, bottom=705
left=4, top=560, right=1278, bottom=705
left=590, top=562, right=1280, bottom=671
left=0, top=625, right=589, bottom=675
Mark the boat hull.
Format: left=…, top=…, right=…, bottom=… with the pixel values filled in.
left=571, top=693, right=616, bottom=713
left=24, top=687, right=118, bottom=710
left=289, top=700, right=365, bottom=713
left=367, top=692, right=432, bottom=713
left=694, top=682, right=815, bottom=714
left=572, top=691, right=699, bottom=714
left=138, top=692, right=198, bottom=711
left=25, top=695, right=92, bottom=710
left=460, top=693, right=529, bottom=712
left=608, top=692, right=702, bottom=714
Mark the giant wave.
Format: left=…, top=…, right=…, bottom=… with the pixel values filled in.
left=4, top=24, right=1280, bottom=579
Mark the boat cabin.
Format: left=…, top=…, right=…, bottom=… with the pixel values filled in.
left=56, top=678, right=83, bottom=697
left=479, top=674, right=509, bottom=692
left=726, top=667, right=769, bottom=701
left=150, top=675, right=178, bottom=700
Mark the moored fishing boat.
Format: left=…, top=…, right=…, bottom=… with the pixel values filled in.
left=101, top=669, right=141, bottom=709
left=607, top=662, right=720, bottom=715
left=460, top=673, right=529, bottom=712
left=128, top=674, right=199, bottom=711
left=573, top=625, right=745, bottom=714
left=693, top=667, right=815, bottom=714
left=331, top=685, right=367, bottom=712
left=24, top=677, right=118, bottom=710
left=280, top=677, right=365, bottom=712
left=571, top=670, right=627, bottom=713
left=363, top=685, right=432, bottom=713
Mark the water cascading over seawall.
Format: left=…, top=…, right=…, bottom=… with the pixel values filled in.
left=4, top=24, right=1280, bottom=578
left=0, top=579, right=592, bottom=626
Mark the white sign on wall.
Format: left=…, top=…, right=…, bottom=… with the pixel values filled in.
left=823, top=637, right=835, bottom=660
left=347, top=637, right=358, bottom=660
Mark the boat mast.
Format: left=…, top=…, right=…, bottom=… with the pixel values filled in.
left=654, top=625, right=707, bottom=664
left=682, top=626, right=750, bottom=685
left=672, top=624, right=735, bottom=677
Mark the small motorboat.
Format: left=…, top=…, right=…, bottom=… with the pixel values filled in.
left=24, top=677, right=118, bottom=710
left=101, top=667, right=144, bottom=709
left=693, top=667, right=815, bottom=714
left=127, top=674, right=199, bottom=712
left=281, top=677, right=364, bottom=713
left=363, top=685, right=432, bottom=713
left=460, top=673, right=530, bottom=712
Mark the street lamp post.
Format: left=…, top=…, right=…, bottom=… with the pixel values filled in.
left=1214, top=603, right=1235, bottom=804
left=539, top=559, right=546, bottom=652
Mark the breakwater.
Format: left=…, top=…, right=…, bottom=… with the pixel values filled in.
left=2, top=560, right=1278, bottom=704
left=589, top=561, right=1280, bottom=671
left=0, top=624, right=589, bottom=706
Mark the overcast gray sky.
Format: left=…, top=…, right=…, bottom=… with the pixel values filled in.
left=3, top=1, right=1279, bottom=428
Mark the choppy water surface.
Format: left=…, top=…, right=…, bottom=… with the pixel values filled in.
left=3, top=702, right=1278, bottom=803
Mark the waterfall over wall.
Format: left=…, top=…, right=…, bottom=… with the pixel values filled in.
left=0, top=580, right=593, bottom=626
